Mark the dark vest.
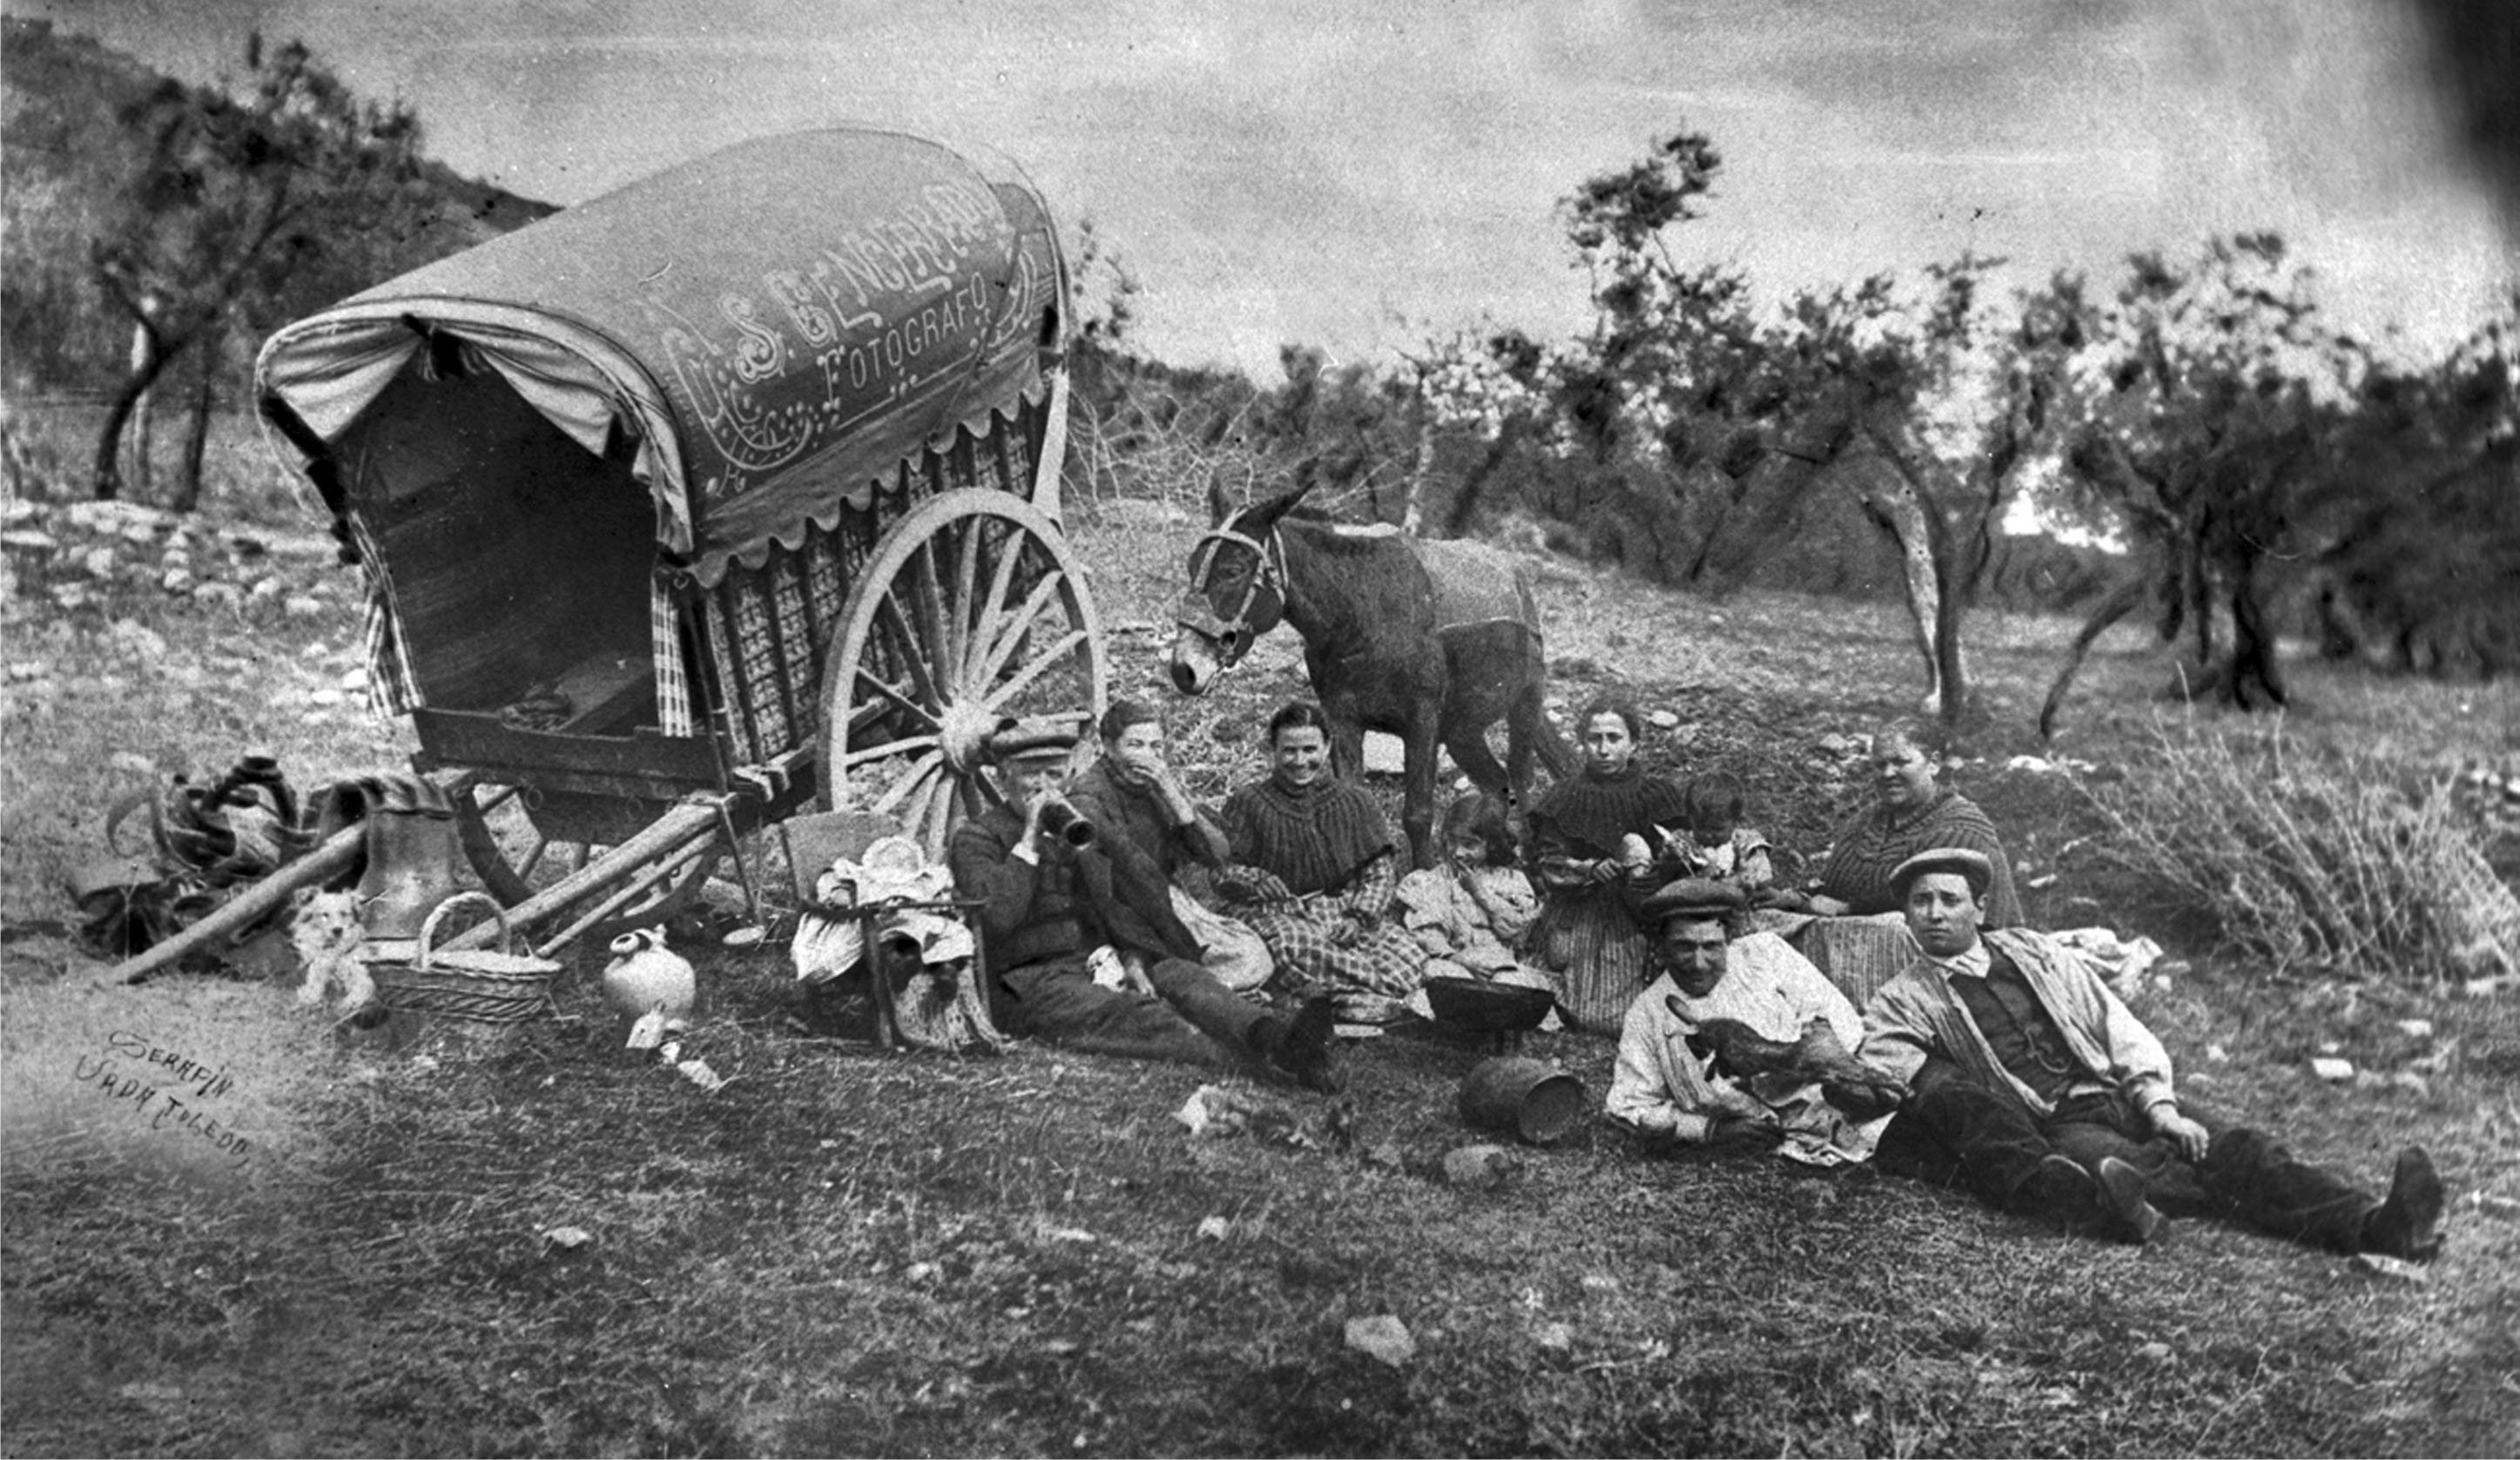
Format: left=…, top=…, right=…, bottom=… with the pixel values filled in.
left=1949, top=946, right=2083, bottom=1105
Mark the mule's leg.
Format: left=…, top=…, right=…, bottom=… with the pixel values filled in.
left=1513, top=676, right=1578, bottom=780
left=1449, top=724, right=1510, bottom=795
left=1403, top=710, right=1443, bottom=870
left=1324, top=701, right=1369, bottom=785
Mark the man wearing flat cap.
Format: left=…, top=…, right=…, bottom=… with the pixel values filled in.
left=1849, top=846, right=2445, bottom=1261
left=1607, top=878, right=1890, bottom=1166
left=1066, top=699, right=1274, bottom=993
left=947, top=718, right=1339, bottom=1089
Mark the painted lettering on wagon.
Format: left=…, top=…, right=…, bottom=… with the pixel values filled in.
left=71, top=1031, right=254, bottom=1168
left=654, top=178, right=1014, bottom=489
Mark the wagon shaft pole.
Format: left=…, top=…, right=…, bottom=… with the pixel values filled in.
left=98, top=823, right=369, bottom=986
left=431, top=800, right=727, bottom=954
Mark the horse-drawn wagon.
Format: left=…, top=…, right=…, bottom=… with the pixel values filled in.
left=119, top=127, right=1108, bottom=972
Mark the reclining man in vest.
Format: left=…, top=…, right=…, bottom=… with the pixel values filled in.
left=947, top=719, right=1339, bottom=1091
left=1834, top=847, right=2443, bottom=1260
left=1064, top=698, right=1275, bottom=995
left=1605, top=878, right=1895, bottom=1167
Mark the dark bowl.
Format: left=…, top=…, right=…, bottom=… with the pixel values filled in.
left=1422, top=977, right=1557, bottom=1033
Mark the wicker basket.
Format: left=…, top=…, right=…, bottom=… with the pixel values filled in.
left=370, top=891, right=560, bottom=1026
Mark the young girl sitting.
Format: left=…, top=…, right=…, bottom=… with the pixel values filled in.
left=1396, top=791, right=1544, bottom=984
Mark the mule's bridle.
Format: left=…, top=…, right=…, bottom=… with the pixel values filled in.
left=1176, top=517, right=1289, bottom=660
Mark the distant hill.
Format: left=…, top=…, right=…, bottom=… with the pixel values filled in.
left=2, top=15, right=558, bottom=396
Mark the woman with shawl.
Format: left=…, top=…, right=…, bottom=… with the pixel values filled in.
left=1777, top=717, right=2025, bottom=1009
left=1216, top=701, right=1430, bottom=1021
left=1526, top=696, right=1690, bottom=1034
left=1810, top=719, right=2021, bottom=925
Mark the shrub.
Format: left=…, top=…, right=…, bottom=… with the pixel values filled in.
left=2076, top=715, right=2519, bottom=984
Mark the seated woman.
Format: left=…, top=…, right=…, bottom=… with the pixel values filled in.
left=1216, top=701, right=1430, bottom=1021
left=1526, top=696, right=1691, bottom=1035
left=1810, top=718, right=2021, bottom=925
left=1786, top=717, right=2024, bottom=1007
left=1396, top=791, right=1544, bottom=986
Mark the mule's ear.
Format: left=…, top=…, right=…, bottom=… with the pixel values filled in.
left=1207, top=474, right=1234, bottom=525
left=1244, top=477, right=1317, bottom=531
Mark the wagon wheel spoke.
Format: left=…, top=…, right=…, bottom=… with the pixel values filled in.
left=982, top=629, right=1090, bottom=713
left=865, top=614, right=935, bottom=723
left=912, top=533, right=956, bottom=685
left=874, top=592, right=949, bottom=716
left=871, top=750, right=945, bottom=816
left=853, top=666, right=941, bottom=732
left=971, top=567, right=1068, bottom=694
left=949, top=515, right=987, bottom=680
left=961, top=528, right=1029, bottom=695
left=842, top=732, right=940, bottom=768
left=920, top=775, right=955, bottom=857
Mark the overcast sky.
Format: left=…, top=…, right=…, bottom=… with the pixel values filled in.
left=18, top=0, right=2515, bottom=379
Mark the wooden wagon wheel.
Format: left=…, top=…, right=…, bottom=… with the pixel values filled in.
left=819, top=489, right=1108, bottom=858
left=453, top=779, right=722, bottom=943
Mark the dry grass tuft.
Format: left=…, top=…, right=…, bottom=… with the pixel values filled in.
left=2077, top=714, right=2520, bottom=985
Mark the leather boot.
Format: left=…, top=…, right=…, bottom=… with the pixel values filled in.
left=2360, top=1147, right=2446, bottom=1262
left=2011, top=1153, right=2103, bottom=1226
left=1257, top=997, right=1341, bottom=1093
left=2095, top=1156, right=2167, bottom=1245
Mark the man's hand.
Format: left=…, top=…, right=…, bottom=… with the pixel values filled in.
left=1107, top=747, right=1161, bottom=790
left=1819, top=1069, right=1907, bottom=1121
left=1703, top=1092, right=1782, bottom=1145
left=1149, top=764, right=1202, bottom=822
left=2153, top=1108, right=2210, bottom=1161
left=1804, top=893, right=1852, bottom=917
left=1328, top=915, right=1364, bottom=947
left=1024, top=788, right=1081, bottom=851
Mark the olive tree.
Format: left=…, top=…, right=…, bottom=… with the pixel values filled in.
left=88, top=34, right=428, bottom=504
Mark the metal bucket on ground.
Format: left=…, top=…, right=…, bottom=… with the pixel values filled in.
left=1457, top=1056, right=1587, bottom=1144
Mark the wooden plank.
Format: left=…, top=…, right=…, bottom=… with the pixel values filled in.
left=413, top=708, right=723, bottom=792
left=432, top=799, right=726, bottom=952
left=99, top=824, right=367, bottom=986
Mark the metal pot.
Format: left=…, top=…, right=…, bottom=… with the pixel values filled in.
left=1458, top=1056, right=1587, bottom=1145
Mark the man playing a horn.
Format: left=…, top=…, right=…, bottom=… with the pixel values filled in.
left=947, top=720, right=1337, bottom=1089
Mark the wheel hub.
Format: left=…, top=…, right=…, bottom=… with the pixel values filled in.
left=937, top=697, right=1002, bottom=777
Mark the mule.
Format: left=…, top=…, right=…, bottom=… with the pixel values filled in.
left=1169, top=480, right=1575, bottom=868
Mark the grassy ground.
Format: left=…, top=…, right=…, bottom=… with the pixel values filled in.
left=4, top=427, right=2518, bottom=1456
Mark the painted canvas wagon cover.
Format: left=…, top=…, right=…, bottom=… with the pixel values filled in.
left=254, top=125, right=1068, bottom=589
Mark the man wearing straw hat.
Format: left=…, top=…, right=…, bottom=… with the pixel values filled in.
left=1847, top=846, right=2446, bottom=1260
left=1606, top=878, right=1894, bottom=1166
left=947, top=718, right=1339, bottom=1090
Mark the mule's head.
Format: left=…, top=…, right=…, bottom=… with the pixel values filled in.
left=1169, top=477, right=1312, bottom=696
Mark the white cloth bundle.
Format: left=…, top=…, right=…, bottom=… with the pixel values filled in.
left=790, top=834, right=962, bottom=985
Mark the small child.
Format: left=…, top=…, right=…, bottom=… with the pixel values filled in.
left=1624, top=773, right=1778, bottom=898
left=1397, top=791, right=1542, bottom=980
